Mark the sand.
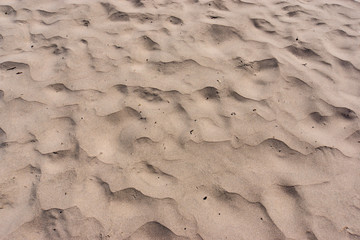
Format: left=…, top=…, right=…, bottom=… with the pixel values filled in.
left=1, top=0, right=360, bottom=239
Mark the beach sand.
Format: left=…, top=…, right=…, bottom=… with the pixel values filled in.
left=1, top=0, right=360, bottom=239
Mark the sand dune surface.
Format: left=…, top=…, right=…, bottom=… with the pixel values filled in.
left=1, top=0, right=360, bottom=239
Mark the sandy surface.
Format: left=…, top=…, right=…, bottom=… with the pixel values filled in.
left=1, top=0, right=360, bottom=239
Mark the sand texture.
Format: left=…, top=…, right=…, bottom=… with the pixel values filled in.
left=1, top=0, right=360, bottom=239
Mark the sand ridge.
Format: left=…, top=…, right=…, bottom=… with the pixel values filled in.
left=0, top=0, right=360, bottom=239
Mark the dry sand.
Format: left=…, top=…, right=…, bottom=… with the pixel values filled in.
left=1, top=0, right=360, bottom=239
